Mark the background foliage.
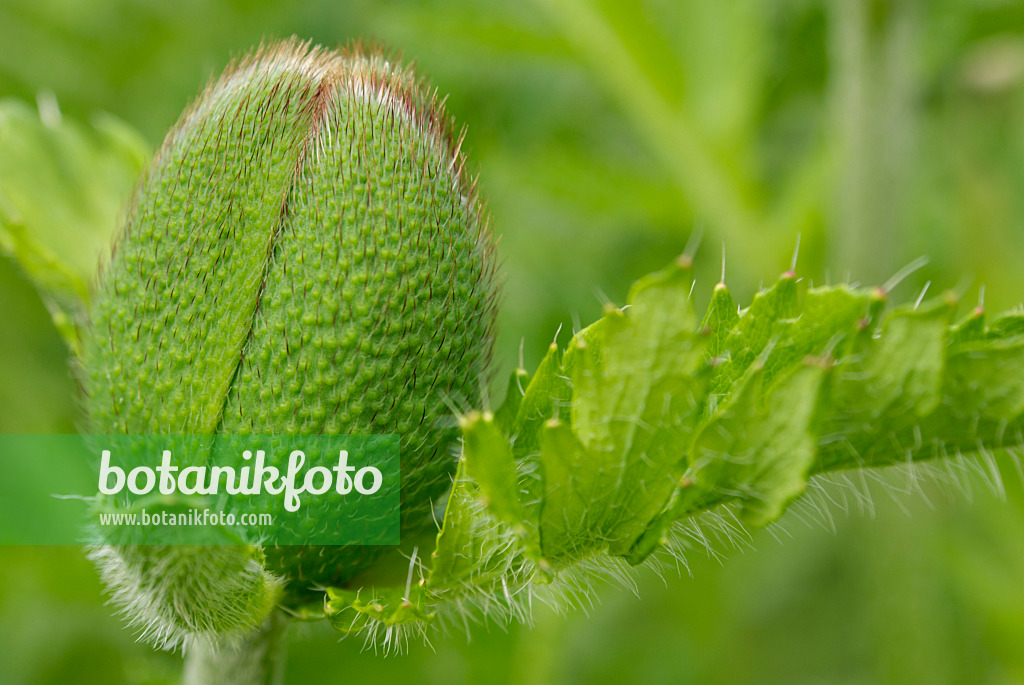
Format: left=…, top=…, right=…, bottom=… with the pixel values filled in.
left=2, top=0, right=1024, bottom=682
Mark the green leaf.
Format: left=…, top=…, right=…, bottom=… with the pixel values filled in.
left=494, top=367, right=530, bottom=434
left=513, top=340, right=570, bottom=451
left=700, top=282, right=738, bottom=360
left=686, top=362, right=826, bottom=526
left=0, top=98, right=148, bottom=353
left=461, top=410, right=526, bottom=534
left=986, top=313, right=1024, bottom=340
left=816, top=297, right=956, bottom=470
left=944, top=335, right=1024, bottom=422
left=428, top=459, right=481, bottom=589
left=537, top=416, right=589, bottom=563
left=538, top=259, right=707, bottom=564
left=325, top=585, right=434, bottom=635
left=705, top=272, right=798, bottom=403
left=509, top=340, right=568, bottom=541
left=329, top=260, right=1024, bottom=640
left=427, top=456, right=533, bottom=596
left=757, top=285, right=879, bottom=387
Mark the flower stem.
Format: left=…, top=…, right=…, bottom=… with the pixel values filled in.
left=183, top=611, right=289, bottom=685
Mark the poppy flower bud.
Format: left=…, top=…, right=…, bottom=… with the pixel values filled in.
left=82, top=38, right=497, bottom=606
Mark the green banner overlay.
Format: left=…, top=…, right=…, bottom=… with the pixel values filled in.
left=0, top=434, right=400, bottom=545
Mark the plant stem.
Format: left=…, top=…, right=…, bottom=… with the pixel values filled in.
left=183, top=611, right=289, bottom=685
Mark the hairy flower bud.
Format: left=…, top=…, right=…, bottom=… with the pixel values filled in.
left=82, top=39, right=497, bottom=598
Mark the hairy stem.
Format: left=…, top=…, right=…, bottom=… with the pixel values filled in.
left=183, top=611, right=289, bottom=685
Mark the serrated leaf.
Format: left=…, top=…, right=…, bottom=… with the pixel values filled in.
left=758, top=285, right=877, bottom=386
left=512, top=341, right=568, bottom=455
left=686, top=363, right=825, bottom=526
left=325, top=585, right=434, bottom=635
left=707, top=272, right=799, bottom=400
left=944, top=335, right=1024, bottom=421
left=428, top=459, right=480, bottom=588
left=509, top=340, right=569, bottom=539
left=701, top=282, right=739, bottom=358
left=816, top=298, right=956, bottom=470
left=855, top=299, right=954, bottom=416
left=365, top=262, right=1024, bottom=640
left=494, top=367, right=530, bottom=434
left=461, top=410, right=526, bottom=534
left=538, top=261, right=707, bottom=564
left=428, top=457, right=531, bottom=594
left=948, top=307, right=986, bottom=346
left=986, top=313, right=1024, bottom=340
left=537, top=417, right=590, bottom=562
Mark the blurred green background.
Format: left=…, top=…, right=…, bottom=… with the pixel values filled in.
left=3, top=0, right=1024, bottom=682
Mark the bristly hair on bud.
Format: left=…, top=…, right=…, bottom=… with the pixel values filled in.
left=87, top=544, right=282, bottom=651
left=81, top=36, right=499, bottom=648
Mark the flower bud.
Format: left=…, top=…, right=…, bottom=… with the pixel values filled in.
left=82, top=39, right=497, bottom=592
